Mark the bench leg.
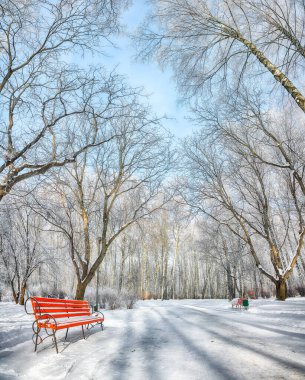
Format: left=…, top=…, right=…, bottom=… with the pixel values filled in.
left=65, top=328, right=69, bottom=340
left=32, top=320, right=41, bottom=353
left=81, top=325, right=86, bottom=339
left=53, top=330, right=59, bottom=354
left=34, top=331, right=39, bottom=352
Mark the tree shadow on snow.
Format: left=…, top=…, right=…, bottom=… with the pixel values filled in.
left=151, top=307, right=233, bottom=379
left=107, top=309, right=164, bottom=380
left=168, top=307, right=305, bottom=377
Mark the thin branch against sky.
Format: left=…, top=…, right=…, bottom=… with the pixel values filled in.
left=72, top=0, right=195, bottom=138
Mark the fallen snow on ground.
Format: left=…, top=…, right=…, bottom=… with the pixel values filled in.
left=1, top=298, right=305, bottom=380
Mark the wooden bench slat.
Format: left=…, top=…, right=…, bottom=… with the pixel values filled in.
left=35, top=307, right=90, bottom=314
left=38, top=316, right=104, bottom=330
left=33, top=297, right=88, bottom=304
left=34, top=305, right=90, bottom=309
left=31, top=298, right=91, bottom=319
left=55, top=318, right=104, bottom=330
left=37, top=312, right=91, bottom=319
left=34, top=302, right=89, bottom=308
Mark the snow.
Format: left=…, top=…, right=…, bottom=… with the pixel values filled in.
left=1, top=298, right=305, bottom=379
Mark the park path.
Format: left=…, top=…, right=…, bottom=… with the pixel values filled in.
left=1, top=299, right=305, bottom=379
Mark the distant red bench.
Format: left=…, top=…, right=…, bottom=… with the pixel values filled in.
left=25, top=297, right=104, bottom=353
left=231, top=297, right=249, bottom=309
left=232, top=298, right=243, bottom=308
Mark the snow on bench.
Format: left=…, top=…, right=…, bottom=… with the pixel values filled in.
left=25, top=296, right=104, bottom=353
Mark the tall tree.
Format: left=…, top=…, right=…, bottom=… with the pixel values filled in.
left=0, top=203, right=45, bottom=304
left=135, top=0, right=305, bottom=111
left=0, top=0, right=128, bottom=200
left=181, top=115, right=305, bottom=300
left=32, top=102, right=173, bottom=299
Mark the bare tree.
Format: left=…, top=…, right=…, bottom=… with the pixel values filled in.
left=0, top=0, right=129, bottom=200
left=135, top=0, right=305, bottom=111
left=181, top=122, right=305, bottom=300
left=31, top=102, right=173, bottom=299
left=0, top=202, right=45, bottom=304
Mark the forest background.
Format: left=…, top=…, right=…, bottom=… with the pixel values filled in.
left=1, top=0, right=305, bottom=306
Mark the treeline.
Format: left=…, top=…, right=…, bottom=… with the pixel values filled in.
left=1, top=190, right=302, bottom=304
left=1, top=0, right=305, bottom=304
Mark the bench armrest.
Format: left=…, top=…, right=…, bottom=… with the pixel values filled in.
left=92, top=310, right=104, bottom=320
left=25, top=297, right=35, bottom=315
left=37, top=314, right=58, bottom=330
left=25, top=297, right=44, bottom=317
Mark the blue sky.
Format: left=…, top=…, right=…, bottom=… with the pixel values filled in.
left=97, top=0, right=193, bottom=138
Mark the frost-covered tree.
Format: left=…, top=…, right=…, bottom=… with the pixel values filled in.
left=181, top=99, right=305, bottom=300
left=0, top=202, right=45, bottom=304
left=31, top=100, right=173, bottom=300
left=136, top=0, right=305, bottom=111
left=0, top=0, right=129, bottom=200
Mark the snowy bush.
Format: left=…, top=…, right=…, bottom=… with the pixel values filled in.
left=100, top=288, right=123, bottom=310
left=28, top=283, right=70, bottom=299
left=98, top=288, right=139, bottom=310
left=0, top=286, right=13, bottom=302
left=84, top=286, right=96, bottom=306
left=57, top=290, right=67, bottom=299
left=120, top=290, right=138, bottom=309
left=260, top=289, right=271, bottom=298
left=296, top=285, right=305, bottom=297
left=85, top=286, right=111, bottom=309
left=287, top=286, right=298, bottom=298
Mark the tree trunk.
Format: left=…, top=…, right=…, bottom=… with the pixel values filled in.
left=19, top=284, right=26, bottom=305
left=226, top=264, right=235, bottom=301
left=276, top=279, right=287, bottom=301
left=236, top=33, right=305, bottom=113
left=75, top=282, right=87, bottom=300
left=118, top=254, right=124, bottom=291
left=201, top=282, right=207, bottom=299
left=11, top=280, right=19, bottom=304
left=170, top=227, right=180, bottom=299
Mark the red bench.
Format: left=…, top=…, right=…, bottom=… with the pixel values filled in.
left=231, top=297, right=249, bottom=309
left=231, top=298, right=243, bottom=308
left=25, top=297, right=104, bottom=353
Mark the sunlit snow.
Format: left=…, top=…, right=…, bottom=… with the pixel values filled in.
left=1, top=298, right=305, bottom=380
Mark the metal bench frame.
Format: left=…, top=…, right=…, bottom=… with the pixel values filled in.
left=25, top=296, right=104, bottom=353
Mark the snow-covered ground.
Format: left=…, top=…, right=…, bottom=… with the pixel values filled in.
left=1, top=298, right=305, bottom=380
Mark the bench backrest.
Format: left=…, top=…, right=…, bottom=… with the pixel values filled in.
left=30, top=297, right=91, bottom=320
